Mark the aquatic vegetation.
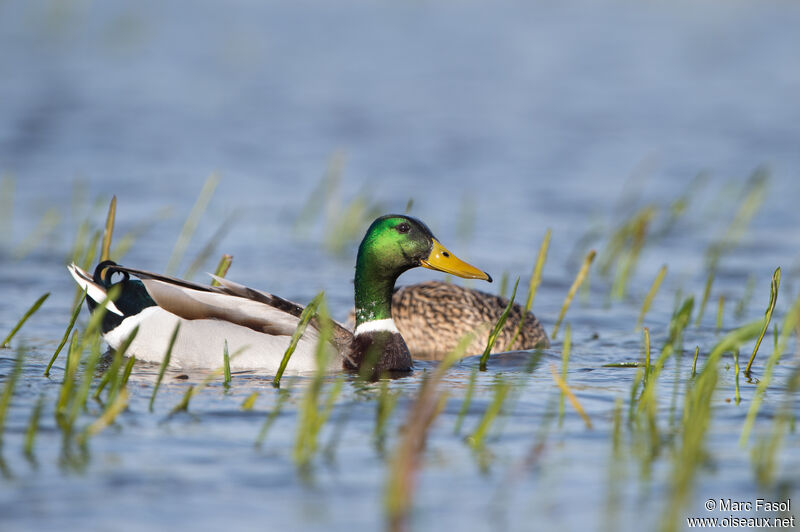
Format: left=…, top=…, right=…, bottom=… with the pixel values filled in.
left=240, top=391, right=258, bottom=410
left=273, top=292, right=324, bottom=388
left=374, top=378, right=400, bottom=451
left=45, top=291, right=85, bottom=377
left=166, top=173, right=220, bottom=275
left=1, top=292, right=49, bottom=349
left=558, top=323, right=572, bottom=422
left=223, top=340, right=231, bottom=386
left=149, top=322, right=181, bottom=412
left=740, top=291, right=800, bottom=446
left=636, top=265, right=667, bottom=332
left=80, top=389, right=129, bottom=443
left=551, top=249, right=595, bottom=339
left=0, top=169, right=798, bottom=532
left=0, top=346, right=24, bottom=447
left=23, top=394, right=44, bottom=459
left=510, top=229, right=551, bottom=348
left=101, top=196, right=116, bottom=262
left=385, top=334, right=472, bottom=532
left=479, top=277, right=519, bottom=370
left=466, top=375, right=511, bottom=448
left=255, top=387, right=291, bottom=448
left=453, top=366, right=478, bottom=435
left=744, top=267, right=780, bottom=376
left=293, top=152, right=385, bottom=257
left=293, top=300, right=341, bottom=467
left=210, top=254, right=233, bottom=286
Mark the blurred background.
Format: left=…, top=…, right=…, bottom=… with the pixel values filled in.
left=1, top=0, right=799, bottom=316
left=2, top=3, right=800, bottom=531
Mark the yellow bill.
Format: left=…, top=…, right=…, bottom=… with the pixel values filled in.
left=420, top=239, right=492, bottom=282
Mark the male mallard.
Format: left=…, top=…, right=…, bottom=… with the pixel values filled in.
left=67, top=214, right=491, bottom=374
left=391, top=281, right=549, bottom=359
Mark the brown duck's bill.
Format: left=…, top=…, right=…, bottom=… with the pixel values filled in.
left=420, top=239, right=493, bottom=282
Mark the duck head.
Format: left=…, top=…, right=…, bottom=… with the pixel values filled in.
left=353, top=214, right=491, bottom=331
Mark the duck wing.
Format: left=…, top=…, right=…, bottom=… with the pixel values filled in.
left=105, top=265, right=354, bottom=349
left=208, top=274, right=305, bottom=318
left=206, top=274, right=355, bottom=351
left=106, top=265, right=311, bottom=338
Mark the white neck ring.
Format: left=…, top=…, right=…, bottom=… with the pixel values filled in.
left=354, top=318, right=399, bottom=336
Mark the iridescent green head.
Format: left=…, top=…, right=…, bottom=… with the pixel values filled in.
left=353, top=214, right=491, bottom=326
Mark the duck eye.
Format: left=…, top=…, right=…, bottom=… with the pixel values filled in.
left=397, top=222, right=410, bottom=234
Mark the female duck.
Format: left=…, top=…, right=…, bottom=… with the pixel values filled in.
left=68, top=214, right=491, bottom=374
left=391, top=281, right=549, bottom=359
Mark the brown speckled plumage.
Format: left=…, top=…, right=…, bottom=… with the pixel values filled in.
left=350, top=281, right=549, bottom=360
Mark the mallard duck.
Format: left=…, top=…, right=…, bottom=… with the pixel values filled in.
left=346, top=281, right=549, bottom=359
left=390, top=281, right=549, bottom=359
left=67, top=214, right=491, bottom=374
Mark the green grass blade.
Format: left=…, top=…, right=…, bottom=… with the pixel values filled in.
left=241, top=392, right=259, bottom=411
left=694, top=268, right=716, bottom=328
left=80, top=389, right=129, bottom=443
left=166, top=172, right=220, bottom=275
left=256, top=388, right=291, bottom=447
left=744, top=267, right=780, bottom=376
left=183, top=213, right=238, bottom=280
left=223, top=340, right=231, bottom=386
left=66, top=335, right=104, bottom=432
left=552, top=250, right=596, bottom=340
left=374, top=379, right=400, bottom=450
left=480, top=277, right=519, bottom=370
left=643, top=327, right=651, bottom=385
left=149, top=322, right=181, bottom=412
left=498, top=272, right=508, bottom=299
left=0, top=346, right=25, bottom=447
left=13, top=208, right=60, bottom=259
left=45, top=290, right=86, bottom=376
left=120, top=356, right=136, bottom=389
left=273, top=292, right=324, bottom=388
left=454, top=366, right=479, bottom=434
left=210, top=254, right=233, bottom=286
left=98, top=326, right=139, bottom=402
left=56, top=330, right=80, bottom=418
left=170, top=385, right=195, bottom=414
left=550, top=364, right=592, bottom=429
left=510, top=229, right=551, bottom=348
left=740, top=293, right=800, bottom=447
left=734, top=275, right=755, bottom=320
left=23, top=394, right=45, bottom=458
left=385, top=331, right=475, bottom=531
left=101, top=195, right=116, bottom=262
left=635, top=265, right=667, bottom=332
left=558, top=324, right=572, bottom=424
left=691, top=346, right=699, bottom=378
left=733, top=349, right=741, bottom=405
left=1, top=292, right=50, bottom=348
left=467, top=377, right=511, bottom=448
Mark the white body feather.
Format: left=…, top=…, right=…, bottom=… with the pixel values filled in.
left=68, top=264, right=342, bottom=372
left=105, top=307, right=339, bottom=372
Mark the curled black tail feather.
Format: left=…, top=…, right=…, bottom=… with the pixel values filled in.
left=93, top=260, right=130, bottom=287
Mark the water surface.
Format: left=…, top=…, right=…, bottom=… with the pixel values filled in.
left=1, top=1, right=799, bottom=531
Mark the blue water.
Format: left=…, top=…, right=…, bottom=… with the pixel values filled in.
left=1, top=1, right=799, bottom=530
